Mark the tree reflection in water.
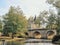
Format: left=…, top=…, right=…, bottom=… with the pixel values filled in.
left=6, top=41, right=25, bottom=45
left=1, top=40, right=60, bottom=45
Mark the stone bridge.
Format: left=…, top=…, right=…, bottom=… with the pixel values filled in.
left=25, top=29, right=57, bottom=39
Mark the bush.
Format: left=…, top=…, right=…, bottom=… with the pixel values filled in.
left=52, top=35, right=60, bottom=43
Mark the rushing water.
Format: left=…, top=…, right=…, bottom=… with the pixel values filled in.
left=0, top=39, right=60, bottom=45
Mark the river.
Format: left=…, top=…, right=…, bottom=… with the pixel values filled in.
left=0, top=39, right=60, bottom=45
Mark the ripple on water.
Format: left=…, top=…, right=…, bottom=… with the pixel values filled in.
left=25, top=43, right=56, bottom=45
left=0, top=40, right=60, bottom=45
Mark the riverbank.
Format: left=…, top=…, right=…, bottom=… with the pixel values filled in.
left=0, top=36, right=25, bottom=42
left=6, top=38, right=25, bottom=41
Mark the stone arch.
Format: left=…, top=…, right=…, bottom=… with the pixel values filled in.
left=33, top=31, right=41, bottom=39
left=47, top=31, right=55, bottom=39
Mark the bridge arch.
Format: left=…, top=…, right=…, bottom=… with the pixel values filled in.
left=47, top=30, right=56, bottom=39
left=27, top=29, right=57, bottom=39
left=33, top=31, right=41, bottom=39
left=25, top=32, right=29, bottom=38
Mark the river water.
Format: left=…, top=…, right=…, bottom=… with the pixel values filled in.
left=0, top=39, right=60, bottom=45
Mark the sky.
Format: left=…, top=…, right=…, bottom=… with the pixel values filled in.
left=0, top=0, right=49, bottom=18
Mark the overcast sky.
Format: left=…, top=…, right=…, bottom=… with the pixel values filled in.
left=0, top=0, right=49, bottom=18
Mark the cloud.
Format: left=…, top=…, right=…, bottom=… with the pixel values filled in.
left=19, top=0, right=49, bottom=18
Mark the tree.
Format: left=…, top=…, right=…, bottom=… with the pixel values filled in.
left=46, top=10, right=57, bottom=29
left=0, top=20, right=2, bottom=32
left=36, top=11, right=49, bottom=28
left=3, top=6, right=28, bottom=38
left=47, top=0, right=60, bottom=8
left=47, top=0, right=60, bottom=34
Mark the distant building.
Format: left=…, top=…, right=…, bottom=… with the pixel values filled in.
left=28, top=16, right=41, bottom=29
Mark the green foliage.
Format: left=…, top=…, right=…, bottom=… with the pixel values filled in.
left=0, top=20, right=2, bottom=32
left=46, top=14, right=57, bottom=29
left=47, top=0, right=60, bottom=8
left=36, top=11, right=48, bottom=28
left=56, top=15, right=60, bottom=34
left=47, top=0, right=60, bottom=34
left=3, top=6, right=28, bottom=36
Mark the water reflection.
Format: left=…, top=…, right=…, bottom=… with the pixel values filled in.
left=0, top=40, right=60, bottom=45
left=6, top=41, right=25, bottom=45
left=6, top=41, right=60, bottom=45
left=25, top=43, right=59, bottom=45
